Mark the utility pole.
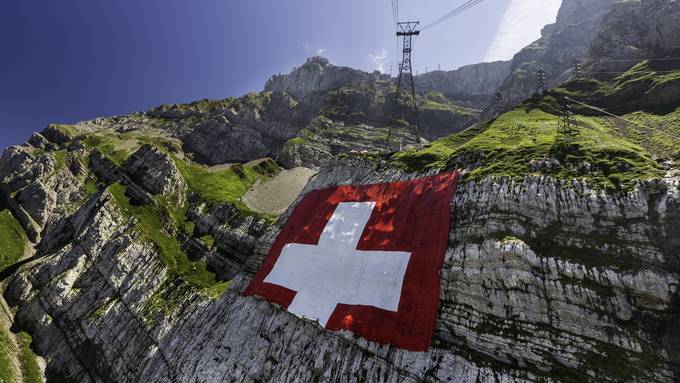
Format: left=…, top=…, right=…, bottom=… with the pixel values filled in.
left=493, top=89, right=504, bottom=117
left=537, top=68, right=547, bottom=95
left=555, top=101, right=580, bottom=148
left=573, top=60, right=582, bottom=78
left=387, top=21, right=421, bottom=149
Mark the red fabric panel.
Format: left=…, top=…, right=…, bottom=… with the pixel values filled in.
left=243, top=171, right=460, bottom=351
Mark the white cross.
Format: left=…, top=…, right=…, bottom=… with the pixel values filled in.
left=264, top=202, right=412, bottom=326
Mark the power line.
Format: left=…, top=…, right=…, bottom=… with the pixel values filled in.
left=421, top=0, right=486, bottom=31
left=588, top=70, right=680, bottom=74
left=423, top=0, right=485, bottom=30
left=564, top=96, right=680, bottom=143
left=418, top=0, right=430, bottom=23
left=593, top=57, right=680, bottom=62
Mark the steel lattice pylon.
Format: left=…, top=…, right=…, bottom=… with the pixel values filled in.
left=493, top=88, right=504, bottom=117
left=556, top=102, right=580, bottom=146
left=387, top=22, right=421, bottom=149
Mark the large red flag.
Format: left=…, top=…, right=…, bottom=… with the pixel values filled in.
left=244, top=172, right=460, bottom=351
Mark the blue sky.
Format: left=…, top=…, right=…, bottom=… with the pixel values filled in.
left=0, top=0, right=561, bottom=149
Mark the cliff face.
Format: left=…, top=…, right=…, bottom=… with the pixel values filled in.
left=487, top=0, right=616, bottom=116
left=3, top=155, right=679, bottom=382
left=585, top=0, right=680, bottom=74
left=415, top=61, right=512, bottom=109
left=265, top=56, right=391, bottom=99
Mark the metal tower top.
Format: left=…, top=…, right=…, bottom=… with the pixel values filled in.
left=397, top=22, right=420, bottom=37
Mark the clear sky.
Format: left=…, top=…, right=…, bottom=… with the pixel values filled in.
left=0, top=0, right=562, bottom=149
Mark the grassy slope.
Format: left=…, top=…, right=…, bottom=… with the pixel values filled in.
left=1, top=317, right=42, bottom=383
left=0, top=326, right=15, bottom=383
left=105, top=155, right=279, bottom=297
left=0, top=210, right=28, bottom=271
left=109, top=183, right=226, bottom=295
left=392, top=65, right=680, bottom=191
left=17, top=332, right=42, bottom=383
left=174, top=157, right=280, bottom=209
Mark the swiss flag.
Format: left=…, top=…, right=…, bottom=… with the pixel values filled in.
left=243, top=172, right=460, bottom=351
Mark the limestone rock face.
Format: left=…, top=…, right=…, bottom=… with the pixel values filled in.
left=180, top=92, right=313, bottom=165
left=186, top=198, right=273, bottom=280
left=122, top=144, right=187, bottom=204
left=265, top=56, right=390, bottom=99
left=0, top=146, right=87, bottom=241
left=415, top=61, right=512, bottom=109
left=586, top=0, right=680, bottom=74
left=5, top=154, right=679, bottom=382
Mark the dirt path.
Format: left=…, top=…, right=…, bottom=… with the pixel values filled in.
left=243, top=167, right=316, bottom=215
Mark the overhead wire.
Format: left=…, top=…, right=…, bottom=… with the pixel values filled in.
left=421, top=0, right=486, bottom=31
left=418, top=0, right=430, bottom=24
left=588, top=70, right=680, bottom=74
left=390, top=0, right=399, bottom=28
left=564, top=96, right=680, bottom=144
left=593, top=57, right=680, bottom=62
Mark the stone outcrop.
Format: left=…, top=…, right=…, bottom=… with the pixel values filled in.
left=265, top=56, right=391, bottom=99
left=0, top=145, right=88, bottom=241
left=180, top=92, right=314, bottom=165
left=186, top=199, right=273, bottom=280
left=122, top=145, right=187, bottom=205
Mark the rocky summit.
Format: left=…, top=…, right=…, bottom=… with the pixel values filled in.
left=1, top=0, right=680, bottom=382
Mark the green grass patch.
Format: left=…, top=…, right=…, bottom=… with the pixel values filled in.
left=0, top=326, right=16, bottom=383
left=421, top=99, right=479, bottom=116
left=391, top=121, right=490, bottom=171
left=198, top=234, right=215, bottom=249
left=203, top=280, right=232, bottom=299
left=173, top=157, right=279, bottom=208
left=183, top=221, right=196, bottom=236
left=17, top=332, right=42, bottom=383
left=83, top=135, right=133, bottom=166
left=286, top=137, right=307, bottom=145
left=83, top=178, right=99, bottom=196
left=51, top=124, right=80, bottom=138
left=51, top=150, right=68, bottom=172
left=89, top=298, right=119, bottom=321
left=0, top=209, right=28, bottom=270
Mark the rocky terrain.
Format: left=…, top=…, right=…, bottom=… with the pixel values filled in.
left=1, top=0, right=679, bottom=382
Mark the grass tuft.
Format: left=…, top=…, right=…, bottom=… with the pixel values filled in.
left=0, top=209, right=28, bottom=270
left=17, top=332, right=42, bottom=383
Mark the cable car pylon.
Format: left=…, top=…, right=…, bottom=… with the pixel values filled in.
left=386, top=21, right=421, bottom=150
